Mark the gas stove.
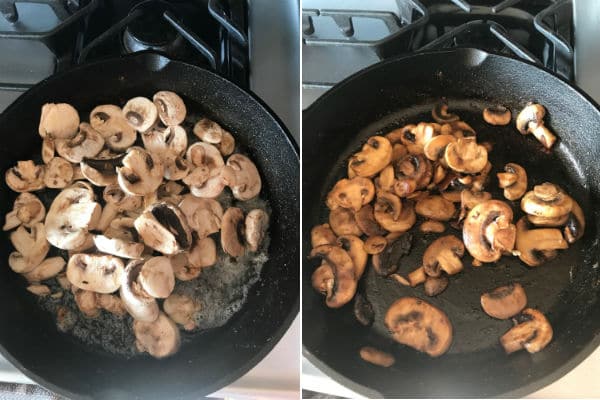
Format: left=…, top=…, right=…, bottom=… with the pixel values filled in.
left=302, top=0, right=600, bottom=397
left=0, top=0, right=299, bottom=397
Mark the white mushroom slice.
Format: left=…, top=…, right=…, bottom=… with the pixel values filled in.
left=120, top=260, right=159, bottom=322
left=5, top=160, right=45, bottom=192
left=153, top=91, right=187, bottom=126
left=217, top=130, right=235, bottom=156
left=178, top=195, right=223, bottom=238
left=80, top=153, right=125, bottom=187
left=245, top=209, right=269, bottom=252
left=73, top=288, right=99, bottom=318
left=93, top=235, right=144, bottom=259
left=138, top=256, right=175, bottom=298
left=43, top=157, right=74, bottom=189
left=193, top=118, right=224, bottom=144
left=45, top=182, right=101, bottom=250
left=57, top=273, right=71, bottom=290
left=3, top=193, right=45, bottom=231
left=164, top=294, right=200, bottom=331
left=163, top=156, right=190, bottom=181
left=97, top=293, right=127, bottom=317
left=66, top=253, right=124, bottom=293
left=142, top=125, right=188, bottom=160
left=221, top=207, right=245, bottom=257
left=89, top=104, right=137, bottom=151
left=134, top=202, right=192, bottom=255
left=24, top=257, right=66, bottom=282
left=186, top=142, right=224, bottom=169
left=42, top=139, right=55, bottom=164
left=38, top=103, right=79, bottom=139
left=27, top=284, right=51, bottom=296
left=117, top=147, right=164, bottom=196
left=96, top=184, right=143, bottom=231
left=188, top=237, right=217, bottom=269
left=133, top=312, right=180, bottom=358
left=225, top=154, right=262, bottom=201
left=55, top=123, right=104, bottom=163
left=122, top=97, right=158, bottom=132
left=170, top=253, right=201, bottom=281
left=8, top=223, right=49, bottom=273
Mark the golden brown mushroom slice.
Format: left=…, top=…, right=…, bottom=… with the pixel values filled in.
left=407, top=266, right=427, bottom=287
left=337, top=235, right=368, bottom=280
left=515, top=217, right=568, bottom=267
left=311, top=261, right=334, bottom=295
left=372, top=233, right=412, bottom=276
left=422, top=235, right=464, bottom=277
left=359, top=346, right=395, bottom=367
left=516, top=103, right=557, bottom=149
left=392, top=154, right=432, bottom=197
left=483, top=106, right=511, bottom=126
left=424, top=275, right=449, bottom=297
left=419, top=220, right=445, bottom=234
left=354, top=204, right=386, bottom=237
left=225, top=154, right=262, bottom=201
left=349, top=136, right=392, bottom=177
left=373, top=192, right=416, bottom=233
left=423, top=134, right=455, bottom=162
left=3, top=193, right=46, bottom=231
left=432, top=100, right=459, bottom=123
left=497, top=163, right=527, bottom=201
left=458, top=189, right=492, bottom=222
left=153, top=91, right=186, bottom=126
left=500, top=308, right=553, bottom=354
left=310, top=224, right=337, bottom=248
left=329, top=207, right=363, bottom=237
left=309, top=245, right=357, bottom=308
left=396, top=123, right=439, bottom=155
left=481, top=283, right=527, bottom=320
left=384, top=297, right=453, bottom=357
left=415, top=195, right=455, bottom=221
left=444, top=137, right=488, bottom=174
left=521, top=183, right=572, bottom=218
left=463, top=200, right=516, bottom=263
left=5, top=160, right=45, bottom=193
left=133, top=312, right=181, bottom=359
left=364, top=235, right=387, bottom=255
left=327, top=177, right=375, bottom=212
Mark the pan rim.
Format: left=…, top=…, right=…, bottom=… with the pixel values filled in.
left=302, top=47, right=600, bottom=398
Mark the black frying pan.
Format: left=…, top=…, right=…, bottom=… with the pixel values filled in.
left=302, top=48, right=600, bottom=398
left=0, top=52, right=299, bottom=399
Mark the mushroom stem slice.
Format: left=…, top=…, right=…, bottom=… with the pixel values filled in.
left=5, top=160, right=45, bottom=193
left=24, top=257, right=66, bottom=282
left=134, top=202, right=192, bottom=255
left=245, top=209, right=269, bottom=252
left=221, top=207, right=246, bottom=257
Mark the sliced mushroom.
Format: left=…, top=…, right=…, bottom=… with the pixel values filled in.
left=372, top=233, right=412, bottom=276
left=359, top=346, right=395, bottom=367
left=327, top=177, right=375, bottom=212
left=42, top=139, right=55, bottom=164
left=38, top=103, right=80, bottom=139
left=564, top=197, right=585, bottom=244
left=419, top=220, right=445, bottom=233
left=415, top=195, right=455, bottom=221
left=392, top=154, right=432, bottom=197
left=423, top=135, right=455, bottom=161
left=521, top=183, right=572, bottom=218
left=138, top=256, right=175, bottom=298
left=530, top=124, right=557, bottom=149
left=516, top=103, right=545, bottom=134
left=80, top=153, right=125, bottom=187
left=164, top=293, right=201, bottom=331
left=311, top=261, right=334, bottom=295
left=338, top=235, right=368, bottom=279
left=481, top=283, right=527, bottom=320
left=221, top=207, right=245, bottom=257
left=178, top=195, right=223, bottom=239
left=515, top=217, right=568, bottom=267
left=245, top=209, right=269, bottom=252
left=188, top=237, right=217, bottom=269
left=90, top=104, right=137, bottom=151
left=72, top=288, right=99, bottom=317
left=397, top=123, right=440, bottom=155
left=310, top=224, right=337, bottom=248
left=373, top=193, right=416, bottom=233
left=459, top=189, right=492, bottom=222
left=193, top=118, right=224, bottom=144
left=527, top=213, right=569, bottom=227
left=225, top=154, right=262, bottom=201
left=329, top=207, right=363, bottom=237
left=43, top=157, right=73, bottom=189
left=66, top=254, right=124, bottom=293
left=354, top=293, right=375, bottom=326
left=133, top=312, right=181, bottom=358
left=424, top=275, right=449, bottom=297
left=422, top=235, right=465, bottom=277
left=483, top=106, right=511, bottom=126
left=500, top=308, right=553, bottom=354
left=5, top=160, right=45, bottom=192
left=163, top=156, right=190, bottom=181
left=354, top=205, right=386, bottom=237
left=117, top=147, right=164, bottom=196
left=432, top=100, right=459, bottom=123
left=55, top=123, right=104, bottom=163
left=444, top=137, right=488, bottom=174
left=27, top=284, right=51, bottom=296
left=169, top=253, right=200, bottom=281
left=364, top=236, right=387, bottom=255
left=153, top=91, right=186, bottom=126
left=3, top=193, right=45, bottom=231
left=134, top=202, right=192, bottom=255
left=8, top=223, right=49, bottom=273
left=122, top=97, right=158, bottom=132
left=142, top=125, right=187, bottom=161
left=310, top=245, right=357, bottom=308
left=349, top=136, right=392, bottom=177
left=97, top=184, right=143, bottom=231
left=497, top=163, right=527, bottom=201
left=217, top=130, right=235, bottom=156
left=408, top=266, right=427, bottom=287
left=120, top=259, right=159, bottom=322
left=93, top=235, right=144, bottom=259
left=24, top=256, right=65, bottom=282
left=97, top=293, right=127, bottom=317
left=385, top=297, right=453, bottom=357
left=463, top=200, right=516, bottom=263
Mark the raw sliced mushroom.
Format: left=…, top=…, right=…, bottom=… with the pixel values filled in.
left=497, top=163, right=527, bottom=201
left=419, top=220, right=445, bottom=233
left=221, top=207, right=245, bottom=257
left=90, top=104, right=137, bottom=151
left=93, top=235, right=144, bottom=259
left=97, top=184, right=143, bottom=231
left=193, top=118, right=224, bottom=143
left=3, top=193, right=45, bottom=231
left=515, top=217, right=568, bottom=267
left=73, top=288, right=99, bottom=317
left=310, top=245, right=357, bottom=308
left=97, top=293, right=127, bottom=317
left=133, top=312, right=180, bottom=359
left=164, top=293, right=200, bottom=331
left=66, top=253, right=125, bottom=293
left=422, top=235, right=465, bottom=277
left=43, top=157, right=73, bottom=189
left=483, top=106, right=511, bottom=126
left=122, top=97, right=158, bottom=132
left=354, top=205, right=386, bottom=237
left=310, top=224, right=337, bottom=248
left=444, top=137, right=488, bottom=174
left=38, top=103, right=79, bottom=139
left=117, top=147, right=164, bottom=196
left=185, top=142, right=227, bottom=198
left=8, top=223, right=49, bottom=273
left=142, top=125, right=187, bottom=160
left=311, top=261, right=334, bottom=295
left=500, top=308, right=553, bottom=354
left=188, top=237, right=217, bottom=269
left=55, top=123, right=104, bottom=163
left=432, top=100, right=459, bottom=123
left=153, top=91, right=186, bottom=126
left=459, top=190, right=492, bottom=222
left=372, top=234, right=412, bottom=276
left=225, top=154, right=262, bottom=201
left=120, top=259, right=159, bottom=322
left=170, top=253, right=201, bottom=282
left=481, top=283, right=527, bottom=319
left=24, top=256, right=65, bottom=282
left=354, top=293, right=375, bottom=326
left=521, top=183, right=572, bottom=218
left=5, top=160, right=45, bottom=192
left=163, top=156, right=190, bottom=181
left=138, top=256, right=175, bottom=298
left=349, top=136, right=392, bottom=177
left=27, top=284, right=51, bottom=296
left=329, top=207, right=363, bottom=236
left=516, top=103, right=557, bottom=149
left=338, top=235, right=368, bottom=279
left=42, top=139, right=55, bottom=164
left=80, top=153, right=125, bottom=187
left=134, top=202, right=192, bottom=255
left=327, top=177, right=375, bottom=212
left=359, top=346, right=395, bottom=367
left=415, top=195, right=455, bottom=221
left=178, top=195, right=223, bottom=239
left=385, top=297, right=453, bottom=357
left=245, top=209, right=269, bottom=252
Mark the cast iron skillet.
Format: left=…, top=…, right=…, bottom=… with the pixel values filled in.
left=0, top=52, right=299, bottom=399
left=302, top=48, right=600, bottom=398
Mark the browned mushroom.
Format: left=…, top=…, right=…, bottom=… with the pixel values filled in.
left=225, top=154, right=262, bottom=201
left=500, top=308, right=553, bottom=354
left=423, top=134, right=455, bottom=161
left=497, top=163, right=527, bottom=201
left=444, top=137, right=488, bottom=174
left=483, top=106, right=511, bottom=126
left=310, top=245, right=357, bottom=308
left=364, top=236, right=387, bottom=255
left=310, top=224, right=337, bottom=248
left=419, top=220, right=445, bottom=233
left=384, top=297, right=453, bottom=357
left=392, top=154, right=432, bottom=197
left=422, top=235, right=465, bottom=277
left=515, top=217, right=568, bottom=267
left=481, top=283, right=527, bottom=319
left=373, top=194, right=416, bottom=233
left=372, top=234, right=412, bottom=276
left=458, top=189, right=492, bottom=222
left=516, top=103, right=557, bottom=149
left=359, top=346, right=395, bottom=367
left=326, top=177, right=375, bottom=212
left=408, top=266, right=426, bottom=287
left=349, top=136, right=392, bottom=177
left=415, top=195, right=455, bottom=221
left=432, top=100, right=459, bottom=124
left=329, top=207, right=363, bottom=237
left=521, top=183, right=572, bottom=218
left=311, top=261, right=334, bottom=295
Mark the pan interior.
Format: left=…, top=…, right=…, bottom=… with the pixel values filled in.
left=302, top=50, right=600, bottom=398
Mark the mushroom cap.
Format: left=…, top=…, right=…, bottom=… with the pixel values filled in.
left=138, top=256, right=175, bottom=298
left=38, top=103, right=80, bottom=139
left=481, top=283, right=527, bottom=320
left=193, top=118, right=224, bottom=144
left=8, top=223, right=50, bottom=273
left=153, top=91, right=186, bottom=126
left=444, top=137, right=488, bottom=174
left=337, top=235, right=367, bottom=279
left=221, top=207, right=246, bottom=257
left=521, top=183, right=572, bottom=218
left=55, top=123, right=105, bottom=163
left=66, top=253, right=125, bottom=293
left=392, top=154, right=432, bottom=196
left=90, top=104, right=138, bottom=151
left=120, top=259, right=160, bottom=322
left=188, top=236, right=217, bottom=268
left=178, top=195, right=223, bottom=239
left=3, top=192, right=46, bottom=231
left=415, top=195, right=455, bottom=221
left=327, top=177, right=375, bottom=212
left=432, top=100, right=459, bottom=123
left=483, top=106, right=511, bottom=126
left=164, top=293, right=200, bottom=331
left=463, top=200, right=516, bottom=263
left=134, top=202, right=192, bottom=255
left=515, top=217, right=568, bottom=267
left=24, top=256, right=66, bottom=282
left=43, top=157, right=74, bottom=189
left=349, top=136, right=392, bottom=177
left=310, top=224, right=337, bottom=248
left=226, top=154, right=262, bottom=201
left=309, top=245, right=357, bottom=308
left=354, top=204, right=386, bottom=237
left=516, top=103, right=546, bottom=134
left=384, top=297, right=453, bottom=357
left=133, top=312, right=181, bottom=358
left=422, top=235, right=464, bottom=277
left=423, top=134, right=455, bottom=161
left=122, top=97, right=158, bottom=132
left=5, top=160, right=45, bottom=192
left=329, top=207, right=363, bottom=237
left=80, top=153, right=125, bottom=187
left=497, top=163, right=527, bottom=201
left=245, top=209, right=269, bottom=252
left=500, top=308, right=553, bottom=354
left=117, top=147, right=164, bottom=196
